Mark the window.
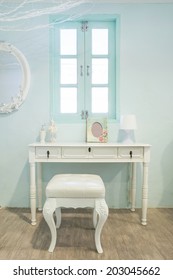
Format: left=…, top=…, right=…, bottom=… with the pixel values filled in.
left=50, top=18, right=117, bottom=122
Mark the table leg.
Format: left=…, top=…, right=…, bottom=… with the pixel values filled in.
left=30, top=162, right=36, bottom=225
left=37, top=163, right=42, bottom=211
left=131, top=162, right=136, bottom=212
left=141, top=162, right=149, bottom=225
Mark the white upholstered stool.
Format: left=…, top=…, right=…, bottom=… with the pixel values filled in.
left=43, top=174, right=108, bottom=253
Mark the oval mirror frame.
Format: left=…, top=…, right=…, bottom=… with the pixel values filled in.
left=0, top=41, right=31, bottom=114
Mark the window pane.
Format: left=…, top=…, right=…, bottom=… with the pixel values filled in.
left=60, top=88, right=77, bottom=113
left=60, top=29, right=77, bottom=55
left=92, top=87, right=108, bottom=113
left=92, top=29, right=108, bottom=55
left=92, top=58, right=108, bottom=84
left=60, top=59, right=77, bottom=84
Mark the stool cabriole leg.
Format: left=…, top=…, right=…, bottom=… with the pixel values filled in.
left=95, top=199, right=109, bottom=254
left=43, top=198, right=57, bottom=252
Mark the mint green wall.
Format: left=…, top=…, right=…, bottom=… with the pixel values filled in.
left=0, top=3, right=173, bottom=208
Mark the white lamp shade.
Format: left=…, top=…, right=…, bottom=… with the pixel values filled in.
left=120, top=114, right=137, bottom=130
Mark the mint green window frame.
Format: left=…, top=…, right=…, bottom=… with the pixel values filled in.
left=50, top=17, right=118, bottom=122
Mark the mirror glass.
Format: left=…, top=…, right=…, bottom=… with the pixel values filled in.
left=0, top=42, right=30, bottom=114
left=0, top=51, right=22, bottom=104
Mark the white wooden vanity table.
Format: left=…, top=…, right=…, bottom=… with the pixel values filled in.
left=29, top=142, right=151, bottom=226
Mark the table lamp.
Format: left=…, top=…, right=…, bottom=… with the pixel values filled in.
left=120, top=114, right=137, bottom=143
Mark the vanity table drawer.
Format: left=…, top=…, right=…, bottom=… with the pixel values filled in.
left=118, top=147, right=143, bottom=159
left=90, top=147, right=117, bottom=158
left=35, top=147, right=61, bottom=159
left=62, top=147, right=88, bottom=158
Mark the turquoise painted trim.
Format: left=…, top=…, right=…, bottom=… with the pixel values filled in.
left=49, top=16, right=54, bottom=119
left=115, top=15, right=121, bottom=122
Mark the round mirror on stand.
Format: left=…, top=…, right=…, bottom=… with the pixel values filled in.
left=0, top=41, right=31, bottom=114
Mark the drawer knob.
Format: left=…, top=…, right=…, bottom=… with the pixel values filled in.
left=88, top=147, right=91, bottom=152
left=47, top=150, right=50, bottom=158
left=129, top=151, right=133, bottom=158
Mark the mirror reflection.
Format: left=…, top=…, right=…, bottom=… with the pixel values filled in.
left=0, top=51, right=22, bottom=104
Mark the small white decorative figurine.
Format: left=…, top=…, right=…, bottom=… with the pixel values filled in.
left=48, top=119, right=57, bottom=142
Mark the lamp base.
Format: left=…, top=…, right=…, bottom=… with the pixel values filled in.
left=121, top=130, right=135, bottom=144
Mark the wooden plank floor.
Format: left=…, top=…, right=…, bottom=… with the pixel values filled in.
left=0, top=207, right=173, bottom=260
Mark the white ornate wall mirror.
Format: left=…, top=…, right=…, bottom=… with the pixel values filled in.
left=0, top=41, right=31, bottom=114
